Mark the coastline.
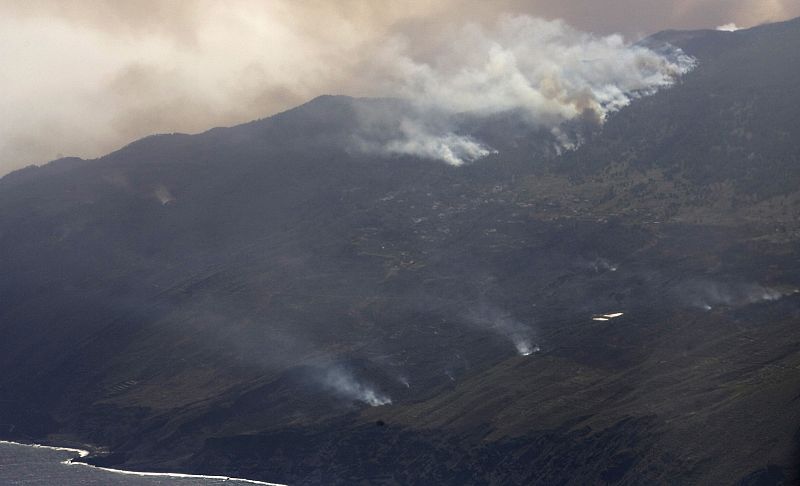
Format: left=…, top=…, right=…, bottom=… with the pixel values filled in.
left=0, top=440, right=288, bottom=486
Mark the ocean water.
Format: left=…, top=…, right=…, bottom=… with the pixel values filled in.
left=0, top=441, right=284, bottom=485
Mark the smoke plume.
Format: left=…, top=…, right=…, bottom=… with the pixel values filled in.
left=154, top=185, right=175, bottom=205
left=356, top=15, right=696, bottom=165
left=716, top=23, right=740, bottom=31
left=4, top=1, right=798, bottom=174
left=466, top=305, right=539, bottom=356
left=680, top=280, right=798, bottom=310
left=585, top=257, right=619, bottom=273
left=321, top=366, right=392, bottom=407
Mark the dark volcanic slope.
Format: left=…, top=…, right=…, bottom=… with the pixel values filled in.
left=2, top=19, right=800, bottom=486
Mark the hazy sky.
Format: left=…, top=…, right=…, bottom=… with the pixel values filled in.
left=1, top=0, right=798, bottom=175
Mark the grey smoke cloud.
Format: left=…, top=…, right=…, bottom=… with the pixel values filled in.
left=679, top=280, right=798, bottom=310
left=0, top=0, right=798, bottom=175
left=383, top=122, right=496, bottom=167
left=363, top=15, right=695, bottom=165
left=466, top=305, right=539, bottom=356
left=321, top=365, right=392, bottom=407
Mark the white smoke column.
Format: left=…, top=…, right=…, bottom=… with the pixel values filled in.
left=466, top=305, right=539, bottom=356
left=588, top=258, right=618, bottom=272
left=370, top=15, right=696, bottom=165
left=684, top=280, right=797, bottom=310
left=154, top=185, right=175, bottom=205
left=397, top=375, right=411, bottom=388
left=716, top=23, right=740, bottom=31
left=323, top=366, right=391, bottom=406
left=385, top=120, right=495, bottom=166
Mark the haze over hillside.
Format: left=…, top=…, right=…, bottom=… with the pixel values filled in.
left=1, top=10, right=800, bottom=486
left=2, top=0, right=800, bottom=174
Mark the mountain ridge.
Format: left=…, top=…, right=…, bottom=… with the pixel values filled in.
left=1, top=17, right=800, bottom=486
